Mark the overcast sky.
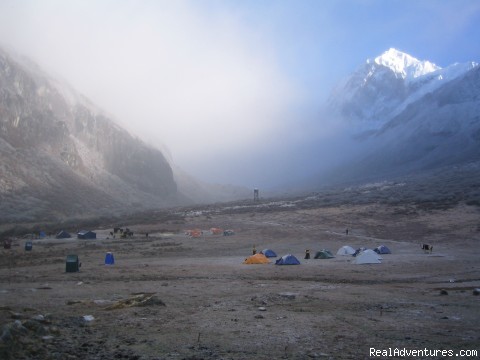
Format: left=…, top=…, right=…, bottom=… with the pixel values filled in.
left=0, top=0, right=479, bottom=188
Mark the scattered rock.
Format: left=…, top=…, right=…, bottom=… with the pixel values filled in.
left=32, top=314, right=47, bottom=323
left=83, top=315, right=95, bottom=322
left=440, top=289, right=448, bottom=295
left=9, top=312, right=23, bottom=320
left=104, top=294, right=165, bottom=310
left=258, top=307, right=266, bottom=311
left=23, top=319, right=49, bottom=335
left=254, top=314, right=264, bottom=319
left=473, top=288, right=480, bottom=296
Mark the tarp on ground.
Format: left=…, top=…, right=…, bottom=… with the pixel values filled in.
left=314, top=249, right=335, bottom=259
left=275, top=254, right=300, bottom=265
left=374, top=245, right=392, bottom=254
left=244, top=253, right=270, bottom=264
left=337, top=245, right=355, bottom=255
left=260, top=249, right=277, bottom=257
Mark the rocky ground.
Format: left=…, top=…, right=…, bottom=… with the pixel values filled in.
left=1, top=198, right=479, bottom=359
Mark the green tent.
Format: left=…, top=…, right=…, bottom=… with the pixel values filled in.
left=314, top=249, right=335, bottom=259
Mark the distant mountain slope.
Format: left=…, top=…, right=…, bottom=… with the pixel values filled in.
left=316, top=49, right=480, bottom=186
left=362, top=64, right=480, bottom=175
left=0, top=48, right=181, bottom=224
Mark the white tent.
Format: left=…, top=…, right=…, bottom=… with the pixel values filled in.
left=353, top=250, right=382, bottom=264
left=337, top=245, right=355, bottom=256
left=362, top=249, right=383, bottom=260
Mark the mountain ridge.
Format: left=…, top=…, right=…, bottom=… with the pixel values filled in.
left=316, top=49, right=480, bottom=187
left=0, top=47, right=249, bottom=227
left=328, top=48, right=478, bottom=132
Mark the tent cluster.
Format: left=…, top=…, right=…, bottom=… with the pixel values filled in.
left=244, top=243, right=393, bottom=265
left=336, top=244, right=392, bottom=264
left=244, top=250, right=301, bottom=265
left=184, top=228, right=235, bottom=237
left=49, top=229, right=98, bottom=240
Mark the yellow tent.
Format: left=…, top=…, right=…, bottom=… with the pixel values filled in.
left=243, top=253, right=270, bottom=264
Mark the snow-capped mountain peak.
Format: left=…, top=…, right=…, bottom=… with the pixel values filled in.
left=369, top=48, right=440, bottom=81
left=327, top=48, right=477, bottom=132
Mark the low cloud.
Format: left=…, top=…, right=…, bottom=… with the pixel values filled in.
left=0, top=0, right=304, bottom=187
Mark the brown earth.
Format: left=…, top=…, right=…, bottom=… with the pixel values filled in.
left=1, top=202, right=479, bottom=359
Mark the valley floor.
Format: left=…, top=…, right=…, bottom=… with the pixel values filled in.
left=1, top=202, right=479, bottom=359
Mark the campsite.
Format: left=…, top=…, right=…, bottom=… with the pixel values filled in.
left=1, top=196, right=479, bottom=359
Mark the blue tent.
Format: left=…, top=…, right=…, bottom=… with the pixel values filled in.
left=374, top=245, right=391, bottom=254
left=261, top=249, right=277, bottom=257
left=275, top=254, right=300, bottom=265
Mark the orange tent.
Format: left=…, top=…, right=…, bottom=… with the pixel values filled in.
left=243, top=253, right=270, bottom=264
left=185, top=229, right=203, bottom=238
left=210, top=228, right=223, bottom=235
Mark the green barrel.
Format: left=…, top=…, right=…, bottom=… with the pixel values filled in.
left=66, top=254, right=80, bottom=272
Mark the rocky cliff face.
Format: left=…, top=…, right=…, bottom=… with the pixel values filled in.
left=0, top=48, right=179, bottom=224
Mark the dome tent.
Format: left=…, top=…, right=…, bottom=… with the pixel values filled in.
left=275, top=254, right=300, bottom=265
left=260, top=249, right=277, bottom=257
left=314, top=249, right=335, bottom=259
left=337, top=245, right=355, bottom=255
left=352, top=250, right=381, bottom=264
left=56, top=230, right=71, bottom=239
left=244, top=253, right=270, bottom=264
left=374, top=245, right=391, bottom=254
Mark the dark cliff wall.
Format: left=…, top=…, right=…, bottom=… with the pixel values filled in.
left=0, top=48, right=178, bottom=223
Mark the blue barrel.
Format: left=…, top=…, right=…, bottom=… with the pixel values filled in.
left=105, top=252, right=115, bottom=265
